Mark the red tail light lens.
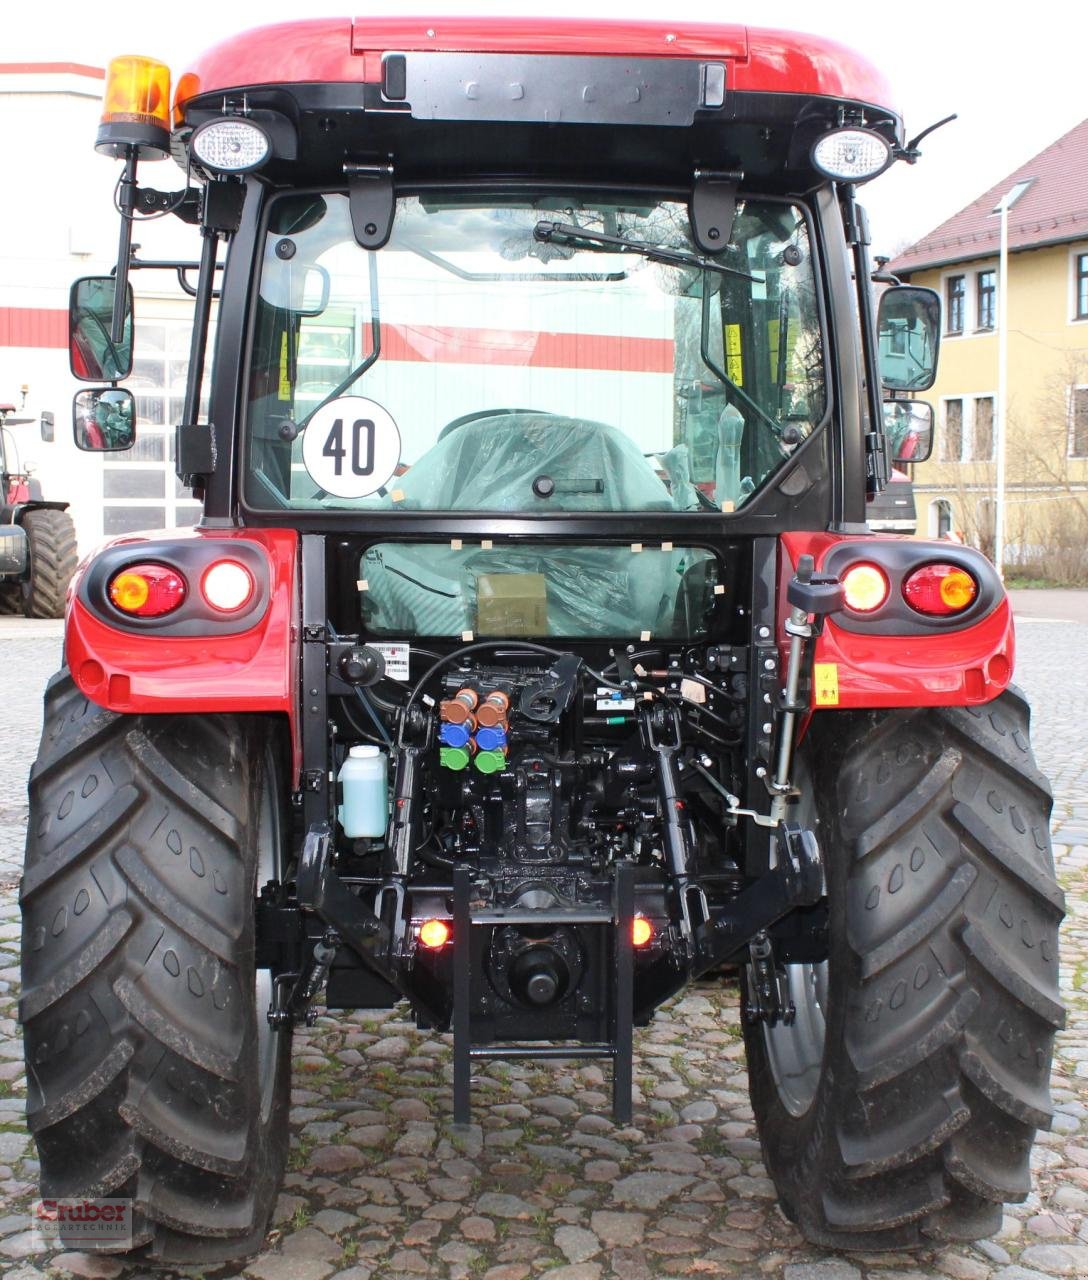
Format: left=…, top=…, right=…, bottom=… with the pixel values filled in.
left=903, top=563, right=978, bottom=616
left=841, top=563, right=889, bottom=612
left=201, top=560, right=255, bottom=611
left=107, top=563, right=187, bottom=617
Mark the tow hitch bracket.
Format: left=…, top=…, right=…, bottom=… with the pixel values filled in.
left=690, top=821, right=823, bottom=978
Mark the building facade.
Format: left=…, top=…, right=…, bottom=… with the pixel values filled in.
left=0, top=63, right=204, bottom=555
left=890, top=119, right=1088, bottom=577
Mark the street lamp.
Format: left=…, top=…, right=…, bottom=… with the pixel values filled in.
left=993, top=192, right=1011, bottom=579
left=992, top=180, right=1030, bottom=579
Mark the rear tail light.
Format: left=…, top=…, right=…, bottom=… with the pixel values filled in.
left=418, top=919, right=450, bottom=949
left=107, top=563, right=187, bottom=617
left=841, top=563, right=889, bottom=613
left=632, top=917, right=654, bottom=948
left=903, top=563, right=978, bottom=616
left=201, top=560, right=255, bottom=612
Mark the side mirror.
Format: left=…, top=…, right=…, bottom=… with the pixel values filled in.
left=69, top=277, right=134, bottom=383
left=883, top=399, right=934, bottom=465
left=878, top=285, right=940, bottom=392
left=73, top=387, right=136, bottom=452
left=40, top=411, right=55, bottom=444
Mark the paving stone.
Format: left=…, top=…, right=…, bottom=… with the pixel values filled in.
left=679, top=1099, right=718, bottom=1122
left=246, top=1258, right=336, bottom=1280
left=554, top=1224, right=600, bottom=1263
left=369, top=1036, right=410, bottom=1060
left=1017, top=1243, right=1088, bottom=1274
left=46, top=1254, right=125, bottom=1279
left=310, top=1144, right=366, bottom=1174
left=0, top=1232, right=43, bottom=1260
left=782, top=1264, right=863, bottom=1280
left=311, top=1208, right=358, bottom=1235
left=475, top=1192, right=536, bottom=1219
left=610, top=1172, right=695, bottom=1209
left=535, top=1095, right=579, bottom=1118
left=589, top=1209, right=647, bottom=1245
left=280, top=1227, right=344, bottom=1262
left=934, top=1255, right=992, bottom=1280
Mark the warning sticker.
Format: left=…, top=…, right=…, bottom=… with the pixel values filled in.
left=301, top=396, right=401, bottom=499
left=372, top=642, right=410, bottom=681
left=813, top=663, right=840, bottom=706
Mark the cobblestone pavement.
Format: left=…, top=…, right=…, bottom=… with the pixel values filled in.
left=0, top=615, right=1086, bottom=1280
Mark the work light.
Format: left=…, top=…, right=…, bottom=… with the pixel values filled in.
left=191, top=119, right=271, bottom=173
left=811, top=128, right=892, bottom=182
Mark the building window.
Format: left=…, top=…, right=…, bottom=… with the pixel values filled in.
left=976, top=271, right=996, bottom=331
left=946, top=275, right=965, bottom=334
left=941, top=399, right=963, bottom=461
left=1070, top=387, right=1088, bottom=458
left=971, top=396, right=994, bottom=461
left=1075, top=253, right=1088, bottom=321
left=102, top=319, right=209, bottom=534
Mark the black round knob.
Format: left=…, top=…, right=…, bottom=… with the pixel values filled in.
left=526, top=970, right=559, bottom=1004
left=532, top=474, right=556, bottom=499
left=338, top=646, right=385, bottom=686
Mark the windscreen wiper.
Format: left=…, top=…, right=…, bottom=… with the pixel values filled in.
left=533, top=221, right=763, bottom=283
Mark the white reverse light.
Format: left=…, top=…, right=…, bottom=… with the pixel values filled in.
left=811, top=128, right=892, bottom=182
left=201, top=560, right=255, bottom=612
left=191, top=118, right=271, bottom=173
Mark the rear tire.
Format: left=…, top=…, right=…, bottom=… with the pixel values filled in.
left=744, top=689, right=1064, bottom=1249
left=21, top=508, right=78, bottom=618
left=20, top=671, right=292, bottom=1263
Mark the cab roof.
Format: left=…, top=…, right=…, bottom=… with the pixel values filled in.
left=173, top=17, right=901, bottom=190
left=176, top=16, right=897, bottom=115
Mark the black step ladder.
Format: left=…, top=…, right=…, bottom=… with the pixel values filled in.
left=451, top=861, right=635, bottom=1126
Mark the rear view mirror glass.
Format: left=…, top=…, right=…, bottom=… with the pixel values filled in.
left=883, top=399, right=934, bottom=464
left=878, top=285, right=940, bottom=392
left=69, top=277, right=134, bottom=382
left=73, top=387, right=136, bottom=451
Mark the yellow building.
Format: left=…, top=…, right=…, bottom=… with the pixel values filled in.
left=890, top=118, right=1088, bottom=579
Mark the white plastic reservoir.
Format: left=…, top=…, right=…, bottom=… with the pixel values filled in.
left=338, top=745, right=388, bottom=838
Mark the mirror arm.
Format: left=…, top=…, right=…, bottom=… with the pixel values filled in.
left=176, top=227, right=221, bottom=489
left=110, top=150, right=139, bottom=344
left=841, top=184, right=888, bottom=497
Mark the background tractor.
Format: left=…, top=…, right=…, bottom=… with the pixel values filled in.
left=0, top=404, right=78, bottom=617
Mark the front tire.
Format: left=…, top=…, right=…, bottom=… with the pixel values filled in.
left=744, top=689, right=1064, bottom=1249
left=20, top=672, right=291, bottom=1263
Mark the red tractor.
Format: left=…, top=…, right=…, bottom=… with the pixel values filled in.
left=21, top=18, right=1061, bottom=1264
left=0, top=404, right=78, bottom=617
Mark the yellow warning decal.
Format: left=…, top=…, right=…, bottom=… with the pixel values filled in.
left=277, top=332, right=292, bottom=400
left=814, top=663, right=840, bottom=706
left=725, top=323, right=743, bottom=386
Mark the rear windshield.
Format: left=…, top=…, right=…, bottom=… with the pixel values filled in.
left=361, top=543, right=721, bottom=639
left=245, top=190, right=826, bottom=515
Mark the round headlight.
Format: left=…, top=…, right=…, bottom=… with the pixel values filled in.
left=191, top=118, right=270, bottom=174
left=811, top=128, right=892, bottom=182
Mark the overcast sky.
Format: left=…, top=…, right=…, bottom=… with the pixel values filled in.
left=8, top=1, right=1083, bottom=257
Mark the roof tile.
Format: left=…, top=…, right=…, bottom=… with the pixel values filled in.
left=890, top=117, right=1088, bottom=273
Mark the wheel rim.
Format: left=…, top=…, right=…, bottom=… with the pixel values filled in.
left=762, top=960, right=828, bottom=1117
left=760, top=750, right=827, bottom=1119
left=255, top=765, right=282, bottom=1124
